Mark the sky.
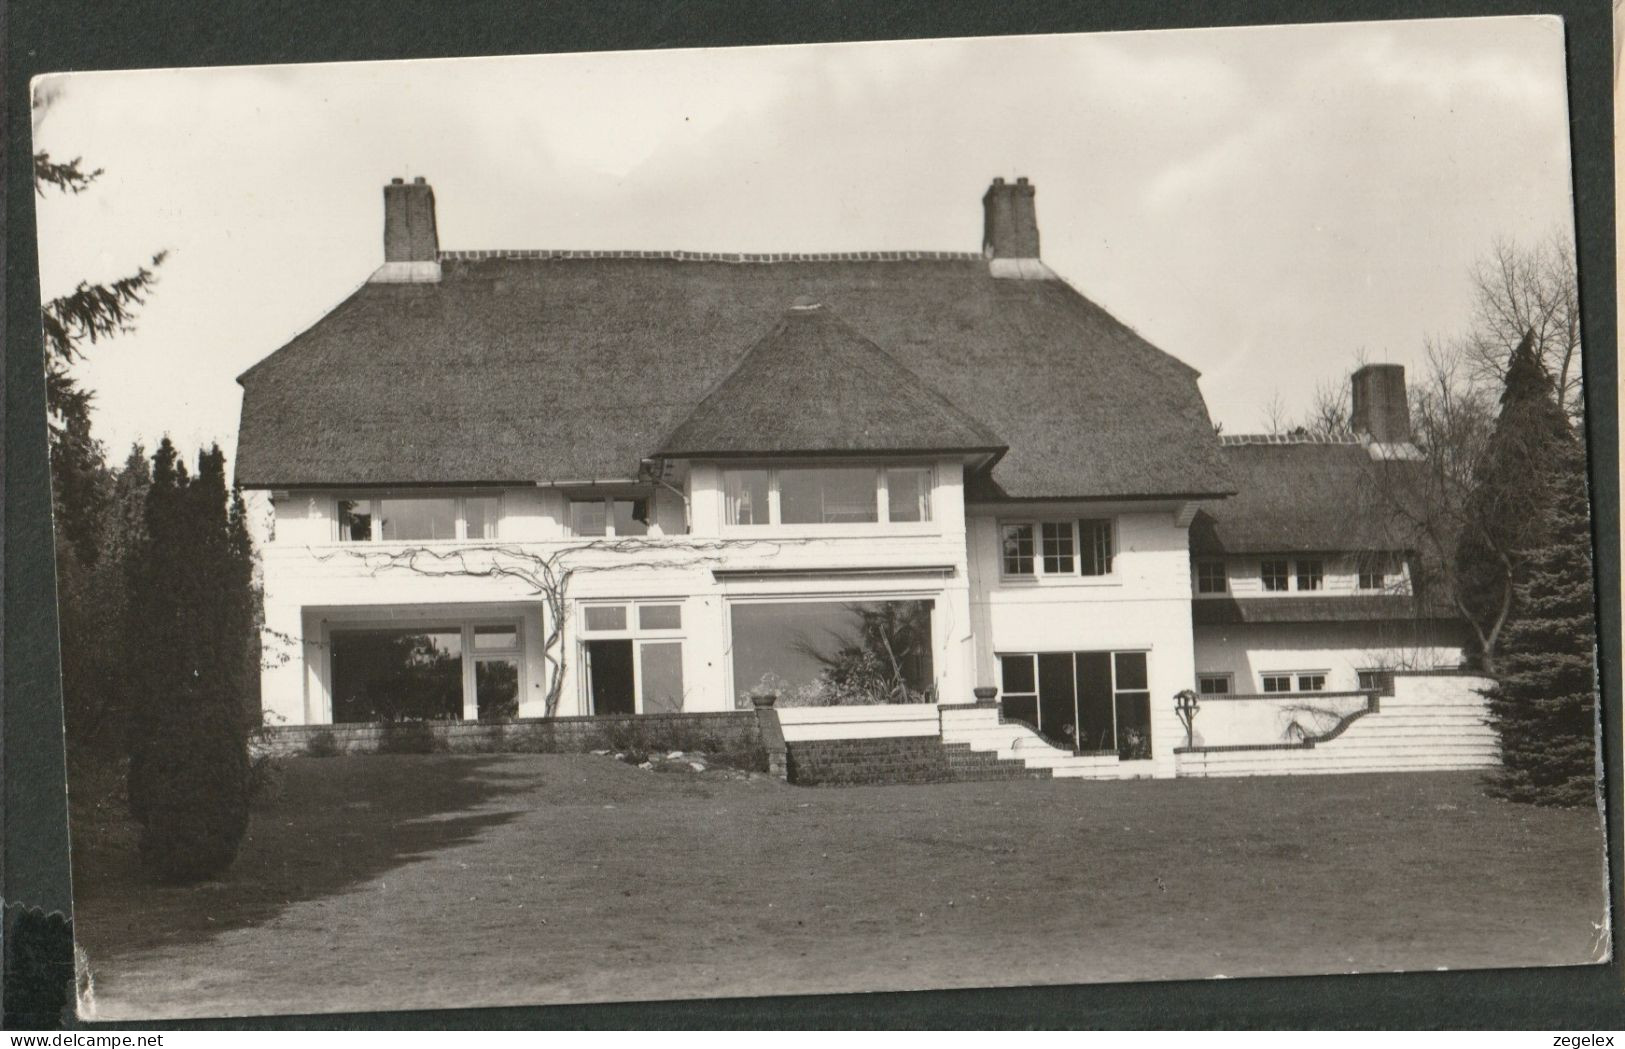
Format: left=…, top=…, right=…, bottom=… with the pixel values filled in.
left=31, top=16, right=1575, bottom=474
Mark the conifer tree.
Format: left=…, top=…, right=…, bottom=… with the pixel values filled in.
left=125, top=441, right=253, bottom=881
left=1483, top=415, right=1597, bottom=806
left=1452, top=332, right=1574, bottom=671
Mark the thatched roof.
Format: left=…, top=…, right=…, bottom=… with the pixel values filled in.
left=1190, top=437, right=1422, bottom=554
left=1192, top=595, right=1445, bottom=626
left=236, top=253, right=1232, bottom=500
left=658, top=300, right=1005, bottom=459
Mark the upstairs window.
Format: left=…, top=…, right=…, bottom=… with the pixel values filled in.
left=1197, top=673, right=1232, bottom=695
left=1296, top=559, right=1325, bottom=591
left=336, top=495, right=499, bottom=542
left=1358, top=570, right=1386, bottom=590
left=1358, top=669, right=1396, bottom=695
left=1297, top=673, right=1327, bottom=692
left=570, top=497, right=651, bottom=537
left=722, top=465, right=933, bottom=527
left=1261, top=560, right=1290, bottom=592
left=1079, top=518, right=1115, bottom=576
left=1001, top=524, right=1035, bottom=575
left=1003, top=518, right=1116, bottom=578
left=1261, top=674, right=1293, bottom=693
left=1196, top=560, right=1227, bottom=594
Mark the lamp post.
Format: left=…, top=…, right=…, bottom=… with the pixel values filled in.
left=1173, top=689, right=1200, bottom=748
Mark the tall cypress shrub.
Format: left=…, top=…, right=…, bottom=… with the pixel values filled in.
left=1483, top=419, right=1597, bottom=806
left=125, top=440, right=254, bottom=881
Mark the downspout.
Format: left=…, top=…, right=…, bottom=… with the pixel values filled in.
left=640, top=458, right=691, bottom=533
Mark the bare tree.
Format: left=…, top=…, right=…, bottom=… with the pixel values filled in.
left=1462, top=231, right=1582, bottom=416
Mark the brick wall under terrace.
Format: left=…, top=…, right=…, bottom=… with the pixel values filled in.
left=260, top=711, right=764, bottom=758
left=783, top=735, right=1046, bottom=786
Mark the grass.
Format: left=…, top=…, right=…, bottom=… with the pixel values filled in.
left=71, top=755, right=1608, bottom=1021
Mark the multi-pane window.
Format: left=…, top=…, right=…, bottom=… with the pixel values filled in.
left=1003, top=519, right=1116, bottom=578
left=1261, top=674, right=1293, bottom=693
left=1001, top=524, right=1035, bottom=575
left=1196, top=560, right=1227, bottom=594
left=569, top=497, right=651, bottom=537
left=1296, top=673, right=1327, bottom=692
left=329, top=620, right=521, bottom=723
left=1261, top=560, right=1290, bottom=592
left=1358, top=570, right=1385, bottom=590
left=1040, top=522, right=1075, bottom=574
left=580, top=601, right=686, bottom=716
left=1197, top=673, right=1232, bottom=695
left=721, top=465, right=932, bottom=526
left=996, top=650, right=1151, bottom=760
left=336, top=495, right=500, bottom=542
left=1079, top=518, right=1114, bottom=576
left=1296, top=560, right=1325, bottom=591
left=1358, top=669, right=1395, bottom=695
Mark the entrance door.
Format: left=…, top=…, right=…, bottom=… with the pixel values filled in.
left=585, top=639, right=636, bottom=714
left=1037, top=653, right=1077, bottom=746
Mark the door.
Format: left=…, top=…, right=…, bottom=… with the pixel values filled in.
left=585, top=639, right=636, bottom=714
left=1037, top=653, right=1077, bottom=747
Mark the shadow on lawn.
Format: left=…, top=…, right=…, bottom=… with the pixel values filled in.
left=71, top=755, right=535, bottom=962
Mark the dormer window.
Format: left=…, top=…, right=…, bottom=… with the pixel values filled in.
left=1196, top=560, right=1227, bottom=594
left=1296, top=560, right=1325, bottom=591
left=721, top=465, right=932, bottom=527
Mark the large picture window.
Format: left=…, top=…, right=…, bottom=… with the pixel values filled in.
left=730, top=599, right=935, bottom=705
left=336, top=494, right=500, bottom=542
left=329, top=619, right=523, bottom=723
left=721, top=465, right=932, bottom=526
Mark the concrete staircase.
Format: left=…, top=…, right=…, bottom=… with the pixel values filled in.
left=1175, top=678, right=1500, bottom=778
left=939, top=704, right=1125, bottom=780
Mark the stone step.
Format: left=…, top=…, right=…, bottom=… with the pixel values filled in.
left=1180, top=760, right=1497, bottom=777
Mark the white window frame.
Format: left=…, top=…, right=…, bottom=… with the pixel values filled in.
left=993, top=648, right=1151, bottom=757
left=1260, top=559, right=1291, bottom=592
left=1260, top=673, right=1294, bottom=693
left=324, top=616, right=524, bottom=722
left=719, top=462, right=935, bottom=530
left=1196, top=672, right=1233, bottom=695
left=577, top=600, right=687, bottom=715
left=1296, top=672, right=1328, bottom=692
left=1260, top=670, right=1329, bottom=694
left=567, top=495, right=655, bottom=538
left=1195, top=559, right=1227, bottom=595
left=1000, top=517, right=1117, bottom=580
left=1295, top=559, right=1326, bottom=592
left=333, top=492, right=503, bottom=543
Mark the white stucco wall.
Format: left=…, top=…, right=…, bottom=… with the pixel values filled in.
left=256, top=460, right=977, bottom=727
left=1192, top=621, right=1465, bottom=697
left=964, top=503, right=1197, bottom=777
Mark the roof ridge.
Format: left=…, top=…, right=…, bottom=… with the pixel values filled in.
left=438, top=248, right=984, bottom=264
left=1220, top=432, right=1364, bottom=446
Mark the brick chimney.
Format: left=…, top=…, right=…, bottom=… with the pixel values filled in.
left=982, top=176, right=1040, bottom=259
left=1351, top=363, right=1410, bottom=444
left=372, top=176, right=441, bottom=283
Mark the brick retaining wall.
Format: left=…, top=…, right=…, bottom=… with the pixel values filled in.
left=784, top=735, right=1046, bottom=786
left=261, top=711, right=763, bottom=759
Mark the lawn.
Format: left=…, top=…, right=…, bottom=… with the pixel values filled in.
left=70, top=754, right=1609, bottom=1021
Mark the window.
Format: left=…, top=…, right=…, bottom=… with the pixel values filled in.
left=1296, top=559, right=1325, bottom=591
left=779, top=467, right=878, bottom=524
left=1001, top=524, right=1035, bottom=575
left=994, top=650, right=1150, bottom=760
left=731, top=600, right=935, bottom=705
left=1196, top=561, right=1227, bottom=594
left=570, top=497, right=651, bottom=537
left=886, top=468, right=932, bottom=523
left=1358, top=669, right=1395, bottom=695
left=1358, top=570, right=1385, bottom=590
left=725, top=469, right=770, bottom=525
left=1079, top=518, right=1114, bottom=576
left=1261, top=674, right=1293, bottom=693
left=1002, top=518, right=1116, bottom=578
left=1197, top=673, right=1232, bottom=695
left=1041, top=522, right=1075, bottom=574
left=720, top=465, right=932, bottom=526
left=335, top=494, right=500, bottom=542
left=579, top=601, right=689, bottom=715
left=329, top=620, right=522, bottom=723
left=1297, top=673, right=1327, bottom=692
left=1261, top=560, right=1290, bottom=592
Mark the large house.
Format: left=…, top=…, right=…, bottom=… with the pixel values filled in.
left=236, top=176, right=1467, bottom=778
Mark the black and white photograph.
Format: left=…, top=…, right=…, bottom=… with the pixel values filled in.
left=30, top=15, right=1607, bottom=1022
